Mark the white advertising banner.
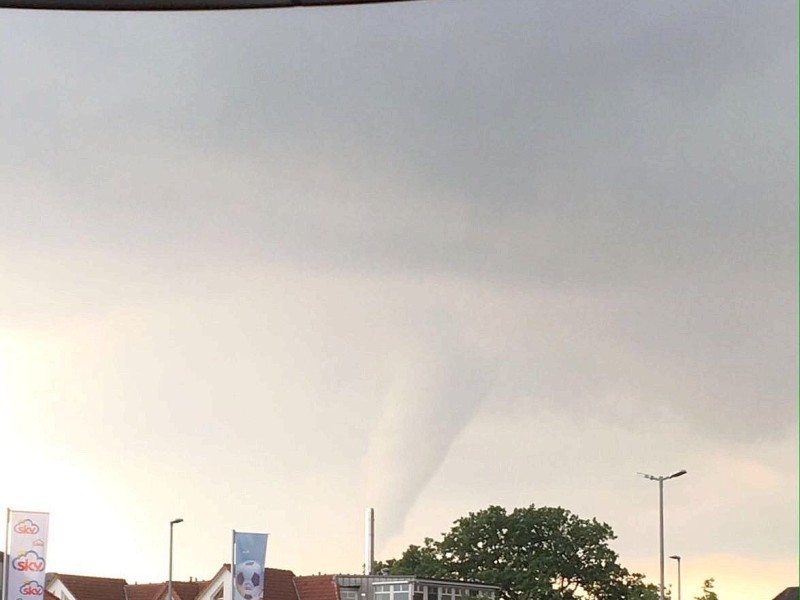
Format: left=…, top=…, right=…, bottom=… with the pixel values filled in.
left=4, top=511, right=49, bottom=600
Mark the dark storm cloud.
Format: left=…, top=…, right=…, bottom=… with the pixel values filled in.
left=2, top=1, right=795, bottom=286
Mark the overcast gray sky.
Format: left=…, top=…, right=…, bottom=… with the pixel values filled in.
left=0, top=1, right=796, bottom=599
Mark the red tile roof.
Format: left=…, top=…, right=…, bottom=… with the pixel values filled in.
left=293, top=576, right=338, bottom=600
left=124, top=580, right=207, bottom=600
left=125, top=583, right=165, bottom=600
left=54, top=574, right=128, bottom=600
left=264, top=568, right=299, bottom=600
left=772, top=588, right=798, bottom=600
left=172, top=581, right=205, bottom=600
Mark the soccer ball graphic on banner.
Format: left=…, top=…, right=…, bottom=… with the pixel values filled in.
left=235, top=560, right=263, bottom=600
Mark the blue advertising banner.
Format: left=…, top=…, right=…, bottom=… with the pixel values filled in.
left=232, top=532, right=268, bottom=600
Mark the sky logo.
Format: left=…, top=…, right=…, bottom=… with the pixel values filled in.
left=20, top=581, right=44, bottom=596
left=12, top=551, right=46, bottom=572
left=14, top=520, right=40, bottom=535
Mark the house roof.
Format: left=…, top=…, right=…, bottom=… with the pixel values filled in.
left=125, top=583, right=166, bottom=600
left=196, top=566, right=230, bottom=600
left=293, top=576, right=338, bottom=600
left=46, top=591, right=61, bottom=600
left=53, top=574, right=128, bottom=600
left=264, top=568, right=300, bottom=600
left=173, top=581, right=206, bottom=600
left=125, top=580, right=207, bottom=600
left=771, top=588, right=798, bottom=600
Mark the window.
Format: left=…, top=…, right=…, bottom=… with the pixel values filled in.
left=341, top=591, right=358, bottom=600
left=374, top=582, right=409, bottom=600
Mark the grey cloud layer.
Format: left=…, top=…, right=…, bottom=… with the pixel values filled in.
left=3, top=1, right=795, bottom=287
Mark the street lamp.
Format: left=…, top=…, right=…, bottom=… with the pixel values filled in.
left=169, top=518, right=184, bottom=600
left=669, top=555, right=681, bottom=600
left=638, top=470, right=686, bottom=600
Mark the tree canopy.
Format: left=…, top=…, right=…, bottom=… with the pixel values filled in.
left=376, top=505, right=660, bottom=600
left=693, top=579, right=719, bottom=600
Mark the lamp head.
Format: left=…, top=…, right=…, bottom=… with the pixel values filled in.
left=669, top=555, right=680, bottom=560
left=669, top=469, right=687, bottom=479
left=171, top=518, right=184, bottom=525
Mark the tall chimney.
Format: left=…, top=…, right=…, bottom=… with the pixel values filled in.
left=365, top=508, right=375, bottom=575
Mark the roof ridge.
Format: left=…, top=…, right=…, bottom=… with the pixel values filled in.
left=290, top=575, right=301, bottom=600
left=57, top=574, right=129, bottom=582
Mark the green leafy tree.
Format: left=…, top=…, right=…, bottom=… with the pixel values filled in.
left=600, top=570, right=661, bottom=600
left=375, top=539, right=445, bottom=578
left=693, top=579, right=718, bottom=600
left=378, top=505, right=659, bottom=600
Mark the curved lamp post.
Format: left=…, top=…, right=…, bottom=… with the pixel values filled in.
left=638, top=470, right=686, bottom=600
left=669, top=555, right=681, bottom=600
left=169, top=518, right=184, bottom=600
